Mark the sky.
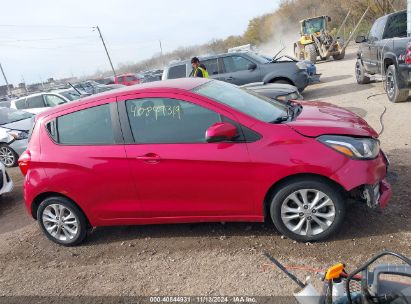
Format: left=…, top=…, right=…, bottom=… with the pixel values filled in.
left=0, top=0, right=280, bottom=85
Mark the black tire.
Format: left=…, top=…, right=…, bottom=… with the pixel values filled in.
left=269, top=178, right=346, bottom=242
left=304, top=44, right=317, bottom=64
left=0, top=144, right=18, bottom=168
left=355, top=59, right=370, bottom=84
left=294, top=44, right=303, bottom=60
left=37, top=196, right=88, bottom=246
left=386, top=65, right=409, bottom=103
left=333, top=52, right=345, bottom=60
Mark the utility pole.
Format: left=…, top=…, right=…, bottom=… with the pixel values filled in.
left=0, top=63, right=11, bottom=96
left=159, top=40, right=164, bottom=64
left=94, top=26, right=116, bottom=77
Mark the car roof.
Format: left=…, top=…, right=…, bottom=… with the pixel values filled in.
left=167, top=52, right=254, bottom=67
left=35, top=78, right=212, bottom=119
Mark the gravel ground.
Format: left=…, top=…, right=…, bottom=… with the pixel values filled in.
left=0, top=46, right=410, bottom=298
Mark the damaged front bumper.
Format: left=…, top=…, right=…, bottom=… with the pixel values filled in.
left=348, top=151, right=392, bottom=210
left=359, top=179, right=392, bottom=209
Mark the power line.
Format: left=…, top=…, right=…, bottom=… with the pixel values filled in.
left=0, top=24, right=92, bottom=29
left=0, top=35, right=95, bottom=43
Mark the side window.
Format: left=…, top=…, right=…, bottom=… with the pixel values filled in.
left=383, top=12, right=407, bottom=39
left=369, top=18, right=385, bottom=41
left=125, top=98, right=221, bottom=144
left=56, top=104, right=115, bottom=145
left=126, top=76, right=137, bottom=81
left=14, top=99, right=26, bottom=109
left=44, top=95, right=66, bottom=107
left=223, top=56, right=252, bottom=73
left=202, top=59, right=219, bottom=75
left=26, top=96, right=45, bottom=108
left=168, top=65, right=187, bottom=79
left=117, top=77, right=124, bottom=83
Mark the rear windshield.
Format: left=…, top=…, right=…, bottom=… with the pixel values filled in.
left=0, top=107, right=33, bottom=125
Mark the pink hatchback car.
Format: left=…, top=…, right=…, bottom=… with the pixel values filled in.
left=19, top=78, right=391, bottom=246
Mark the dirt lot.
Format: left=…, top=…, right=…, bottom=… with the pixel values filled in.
left=0, top=45, right=410, bottom=297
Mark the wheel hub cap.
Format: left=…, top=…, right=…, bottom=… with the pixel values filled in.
left=42, top=204, right=79, bottom=241
left=280, top=189, right=336, bottom=237
left=0, top=147, right=15, bottom=167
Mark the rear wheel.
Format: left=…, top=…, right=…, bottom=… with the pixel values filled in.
left=294, top=44, right=303, bottom=60
left=269, top=178, right=346, bottom=242
left=355, top=59, right=370, bottom=84
left=0, top=144, right=18, bottom=168
left=333, top=52, right=345, bottom=60
left=304, top=44, right=317, bottom=64
left=386, top=65, right=409, bottom=103
left=37, top=196, right=88, bottom=246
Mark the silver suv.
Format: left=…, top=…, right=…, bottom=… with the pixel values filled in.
left=162, top=52, right=309, bottom=91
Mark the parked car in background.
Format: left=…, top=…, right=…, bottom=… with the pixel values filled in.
left=10, top=92, right=70, bottom=112
left=140, top=70, right=163, bottom=83
left=0, top=107, right=34, bottom=167
left=20, top=78, right=391, bottom=246
left=355, top=10, right=410, bottom=103
left=0, top=162, right=13, bottom=196
left=112, top=73, right=142, bottom=86
left=162, top=52, right=310, bottom=91
left=242, top=82, right=303, bottom=102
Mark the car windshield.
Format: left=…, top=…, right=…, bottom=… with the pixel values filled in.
left=0, top=107, right=33, bottom=125
left=192, top=80, right=288, bottom=122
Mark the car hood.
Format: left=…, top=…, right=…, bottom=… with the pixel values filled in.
left=0, top=118, right=33, bottom=131
left=287, top=101, right=378, bottom=138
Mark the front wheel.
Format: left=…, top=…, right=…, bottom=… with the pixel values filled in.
left=304, top=44, right=317, bottom=64
left=270, top=179, right=346, bottom=242
left=355, top=59, right=370, bottom=84
left=37, top=196, right=88, bottom=246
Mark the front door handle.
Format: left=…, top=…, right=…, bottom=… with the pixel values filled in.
left=226, top=76, right=234, bottom=81
left=136, top=153, right=161, bottom=164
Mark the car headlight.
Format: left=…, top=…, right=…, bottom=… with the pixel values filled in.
left=318, top=135, right=380, bottom=159
left=276, top=92, right=303, bottom=102
left=296, top=61, right=308, bottom=70
left=7, top=130, right=28, bottom=140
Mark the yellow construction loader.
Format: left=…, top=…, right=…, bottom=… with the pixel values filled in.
left=294, top=16, right=345, bottom=64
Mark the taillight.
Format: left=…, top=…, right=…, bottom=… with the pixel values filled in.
left=18, top=150, right=31, bottom=176
left=405, top=43, right=411, bottom=64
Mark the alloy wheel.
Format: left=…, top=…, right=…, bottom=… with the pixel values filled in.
left=42, top=204, right=79, bottom=242
left=386, top=71, right=395, bottom=99
left=280, top=189, right=336, bottom=237
left=355, top=62, right=361, bottom=80
left=0, top=146, right=15, bottom=167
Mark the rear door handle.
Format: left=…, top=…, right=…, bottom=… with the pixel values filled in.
left=136, top=153, right=161, bottom=164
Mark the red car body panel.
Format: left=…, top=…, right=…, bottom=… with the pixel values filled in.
left=21, top=78, right=392, bottom=227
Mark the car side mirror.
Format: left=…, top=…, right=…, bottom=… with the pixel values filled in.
left=205, top=122, right=237, bottom=143
left=248, top=63, right=257, bottom=71
left=355, top=35, right=366, bottom=43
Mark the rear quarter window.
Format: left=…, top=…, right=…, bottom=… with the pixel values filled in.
left=167, top=65, right=187, bottom=79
